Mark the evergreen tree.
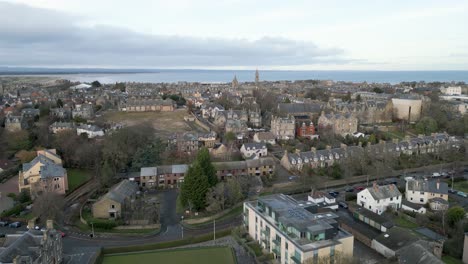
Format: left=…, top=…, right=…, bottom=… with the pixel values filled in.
left=197, top=148, right=217, bottom=187
left=180, top=162, right=210, bottom=211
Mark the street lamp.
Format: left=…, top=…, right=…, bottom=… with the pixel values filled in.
left=180, top=216, right=184, bottom=239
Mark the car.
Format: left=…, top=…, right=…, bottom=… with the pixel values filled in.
left=432, top=172, right=441, bottom=177
left=9, top=222, right=21, bottom=228
left=338, top=202, right=348, bottom=209
left=457, top=191, right=468, bottom=198
left=328, top=191, right=339, bottom=198
left=354, top=186, right=365, bottom=191
left=345, top=186, right=354, bottom=192
left=449, top=189, right=457, bottom=194
left=0, top=221, right=9, bottom=227
left=58, top=231, right=66, bottom=237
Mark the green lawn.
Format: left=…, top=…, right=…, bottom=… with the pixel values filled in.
left=452, top=181, right=468, bottom=193
left=67, top=169, right=92, bottom=192
left=394, top=215, right=418, bottom=229
left=442, top=255, right=463, bottom=264
left=103, top=247, right=236, bottom=264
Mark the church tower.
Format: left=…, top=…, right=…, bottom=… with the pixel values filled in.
left=255, top=69, right=260, bottom=84
left=232, top=75, right=239, bottom=89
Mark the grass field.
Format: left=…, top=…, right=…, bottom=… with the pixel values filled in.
left=452, top=180, right=468, bottom=193
left=394, top=215, right=418, bottom=229
left=67, top=169, right=92, bottom=192
left=442, top=255, right=463, bottom=264
left=102, top=247, right=236, bottom=264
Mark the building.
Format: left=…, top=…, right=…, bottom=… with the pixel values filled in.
left=245, top=158, right=275, bottom=177
left=271, top=115, right=295, bottom=140
left=49, top=122, right=75, bottom=134
left=401, top=200, right=427, bottom=214
left=154, top=164, right=188, bottom=188
left=139, top=167, right=157, bottom=188
left=76, top=124, right=104, bottom=138
left=0, top=220, right=63, bottom=264
left=168, top=132, right=200, bottom=153
left=5, top=115, right=27, bottom=132
left=18, top=149, right=68, bottom=199
left=50, top=107, right=72, bottom=120
left=253, top=132, right=276, bottom=145
left=92, top=180, right=139, bottom=219
left=225, top=119, right=249, bottom=134
left=121, top=98, right=175, bottom=112
left=21, top=108, right=40, bottom=119
left=198, top=132, right=218, bottom=148
left=440, top=86, right=462, bottom=95
left=72, top=104, right=94, bottom=119
left=308, top=191, right=338, bottom=211
left=248, top=109, right=262, bottom=128
left=317, top=112, right=358, bottom=136
left=405, top=179, right=448, bottom=209
left=463, top=233, right=468, bottom=264
left=357, top=183, right=402, bottom=215
left=296, top=120, right=316, bottom=139
left=243, top=194, right=354, bottom=264
left=240, top=143, right=267, bottom=159
left=391, top=97, right=422, bottom=123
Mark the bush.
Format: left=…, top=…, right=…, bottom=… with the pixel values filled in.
left=345, top=193, right=357, bottom=201
left=90, top=220, right=117, bottom=230
left=1, top=203, right=26, bottom=217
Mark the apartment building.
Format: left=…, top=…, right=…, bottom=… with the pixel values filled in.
left=244, top=194, right=353, bottom=264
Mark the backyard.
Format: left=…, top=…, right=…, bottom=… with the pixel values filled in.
left=67, top=169, right=92, bottom=192
left=102, top=247, right=236, bottom=264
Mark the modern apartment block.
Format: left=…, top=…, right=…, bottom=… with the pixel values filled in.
left=243, top=194, right=353, bottom=264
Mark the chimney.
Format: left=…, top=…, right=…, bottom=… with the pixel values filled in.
left=46, top=220, right=54, bottom=230
left=326, top=145, right=332, bottom=150
left=437, top=180, right=440, bottom=190
left=373, top=181, right=378, bottom=191
left=311, top=147, right=317, bottom=153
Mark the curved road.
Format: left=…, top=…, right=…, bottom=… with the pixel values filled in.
left=63, top=189, right=241, bottom=250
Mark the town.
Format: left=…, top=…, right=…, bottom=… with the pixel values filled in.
left=0, top=71, right=466, bottom=264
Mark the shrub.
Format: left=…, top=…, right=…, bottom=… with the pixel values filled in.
left=345, top=193, right=357, bottom=201
left=90, top=220, right=117, bottom=230
left=1, top=203, right=25, bottom=217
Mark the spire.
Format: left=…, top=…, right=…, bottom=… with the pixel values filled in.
left=255, top=69, right=260, bottom=83
left=232, top=75, right=239, bottom=89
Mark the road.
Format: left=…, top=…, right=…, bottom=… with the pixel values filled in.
left=62, top=189, right=240, bottom=251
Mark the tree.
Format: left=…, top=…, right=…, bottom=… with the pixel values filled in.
left=197, top=148, right=217, bottom=187
left=331, top=163, right=343, bottom=179
left=373, top=87, right=384, bottom=93
left=99, top=160, right=114, bottom=188
left=283, top=97, right=291, bottom=103
left=32, top=192, right=65, bottom=224
left=447, top=206, right=465, bottom=227
left=180, top=162, right=210, bottom=211
left=15, top=150, right=37, bottom=163
left=56, top=98, right=64, bottom=108
left=206, top=182, right=226, bottom=212
left=415, top=117, right=438, bottom=135
left=224, top=131, right=236, bottom=144
left=7, top=131, right=32, bottom=153
left=115, top=82, right=126, bottom=92
left=91, top=80, right=102, bottom=87
left=355, top=94, right=362, bottom=102
left=131, top=138, right=164, bottom=169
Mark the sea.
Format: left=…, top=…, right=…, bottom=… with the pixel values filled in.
left=2, top=70, right=468, bottom=84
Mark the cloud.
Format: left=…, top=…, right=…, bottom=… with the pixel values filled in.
left=0, top=1, right=346, bottom=68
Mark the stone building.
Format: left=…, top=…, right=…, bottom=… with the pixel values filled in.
left=328, top=100, right=393, bottom=125
left=5, top=115, right=27, bottom=132
left=50, top=107, right=72, bottom=120
left=92, top=180, right=139, bottom=219
left=122, top=98, right=175, bottom=112
left=391, top=97, right=422, bottom=123
left=168, top=132, right=200, bottom=153
left=248, top=109, right=262, bottom=128
left=317, top=112, right=358, bottom=136
left=72, top=104, right=94, bottom=119
left=270, top=115, right=295, bottom=140
left=49, top=122, right=75, bottom=134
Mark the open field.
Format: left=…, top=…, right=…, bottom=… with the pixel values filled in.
left=99, top=109, right=203, bottom=138
left=102, top=247, right=236, bottom=264
left=67, top=169, right=93, bottom=192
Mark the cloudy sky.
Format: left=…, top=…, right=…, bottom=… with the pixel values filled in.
left=1, top=0, right=467, bottom=70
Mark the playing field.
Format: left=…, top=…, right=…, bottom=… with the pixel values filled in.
left=102, top=247, right=236, bottom=264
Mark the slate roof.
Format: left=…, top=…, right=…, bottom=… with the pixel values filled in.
left=140, top=167, right=157, bottom=177
left=242, top=143, right=266, bottom=150
left=402, top=200, right=425, bottom=210
left=40, top=163, right=66, bottom=179
left=245, top=157, right=275, bottom=168
left=101, top=180, right=139, bottom=204
left=254, top=132, right=276, bottom=141
left=278, top=103, right=322, bottom=114
left=77, top=124, right=103, bottom=132
left=366, top=184, right=401, bottom=200
left=374, top=227, right=419, bottom=251
left=172, top=164, right=188, bottom=174
left=396, top=240, right=444, bottom=264
left=0, top=231, right=43, bottom=263
left=407, top=179, right=448, bottom=195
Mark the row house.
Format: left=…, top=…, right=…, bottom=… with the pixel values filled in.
left=240, top=143, right=268, bottom=159
left=122, top=98, right=176, bottom=112
left=49, top=122, right=75, bottom=134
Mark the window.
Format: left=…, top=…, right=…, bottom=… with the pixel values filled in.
left=255, top=216, right=258, bottom=223
left=285, top=242, right=288, bottom=250
left=390, top=197, right=393, bottom=201
left=111, top=204, right=115, bottom=209
left=369, top=205, right=372, bottom=209
left=420, top=198, right=424, bottom=203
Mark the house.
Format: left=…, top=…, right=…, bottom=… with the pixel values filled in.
left=18, top=149, right=68, bottom=199
left=317, top=111, right=358, bottom=136
left=308, top=190, right=338, bottom=210
left=428, top=198, right=449, bottom=211
left=352, top=207, right=394, bottom=232
left=240, top=143, right=267, bottom=159
left=122, top=98, right=175, bottom=112
left=357, top=183, right=402, bottom=215
left=168, top=132, right=200, bottom=153
left=225, top=119, right=248, bottom=134
left=76, top=124, right=104, bottom=138
left=92, top=180, right=139, bottom=219
left=405, top=179, right=448, bottom=207
left=50, top=107, right=72, bottom=120
left=248, top=109, right=262, bottom=128
left=72, top=104, right=94, bottom=119
left=270, top=115, right=295, bottom=140
left=253, top=132, right=276, bottom=145
left=49, top=122, right=75, bottom=134
left=440, top=86, right=462, bottom=95
left=243, top=194, right=354, bottom=264
left=245, top=158, right=275, bottom=177
left=20, top=108, right=40, bottom=119
left=0, top=220, right=63, bottom=264
left=139, top=167, right=157, bottom=188
left=296, top=120, right=317, bottom=139
left=197, top=132, right=218, bottom=148
left=401, top=200, right=427, bottom=214
left=155, top=164, right=189, bottom=188
left=5, top=115, right=27, bottom=132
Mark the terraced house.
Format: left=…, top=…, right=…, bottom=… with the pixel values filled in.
left=244, top=194, right=353, bottom=264
left=18, top=149, right=68, bottom=199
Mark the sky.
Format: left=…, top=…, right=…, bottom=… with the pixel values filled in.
left=1, top=0, right=468, bottom=70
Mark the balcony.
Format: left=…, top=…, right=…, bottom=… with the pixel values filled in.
left=291, top=256, right=302, bottom=264
left=272, top=239, right=281, bottom=245
left=272, top=246, right=281, bottom=256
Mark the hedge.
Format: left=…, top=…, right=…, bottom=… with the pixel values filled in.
left=1, top=203, right=26, bottom=217
left=102, top=228, right=233, bottom=255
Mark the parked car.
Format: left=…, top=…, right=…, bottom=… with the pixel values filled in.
left=345, top=186, right=354, bottom=192
left=9, top=222, right=21, bottom=228
left=354, top=186, right=365, bottom=191
left=432, top=172, right=441, bottom=177
left=457, top=191, right=468, bottom=198
left=449, top=189, right=457, bottom=194
left=0, top=233, right=5, bottom=238
left=59, top=231, right=66, bottom=238
left=328, top=191, right=339, bottom=198
left=338, top=202, right=348, bottom=209
left=0, top=221, right=9, bottom=227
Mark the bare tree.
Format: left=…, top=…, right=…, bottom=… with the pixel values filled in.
left=32, top=191, right=65, bottom=225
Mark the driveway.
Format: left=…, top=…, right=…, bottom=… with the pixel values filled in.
left=0, top=175, right=19, bottom=195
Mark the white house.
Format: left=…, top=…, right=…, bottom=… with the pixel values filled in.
left=240, top=143, right=267, bottom=159
left=405, top=179, right=448, bottom=208
left=308, top=191, right=338, bottom=210
left=440, top=86, right=462, bottom=95
left=357, top=183, right=402, bottom=215
left=76, top=124, right=104, bottom=138
left=253, top=132, right=276, bottom=145
left=401, top=200, right=427, bottom=214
